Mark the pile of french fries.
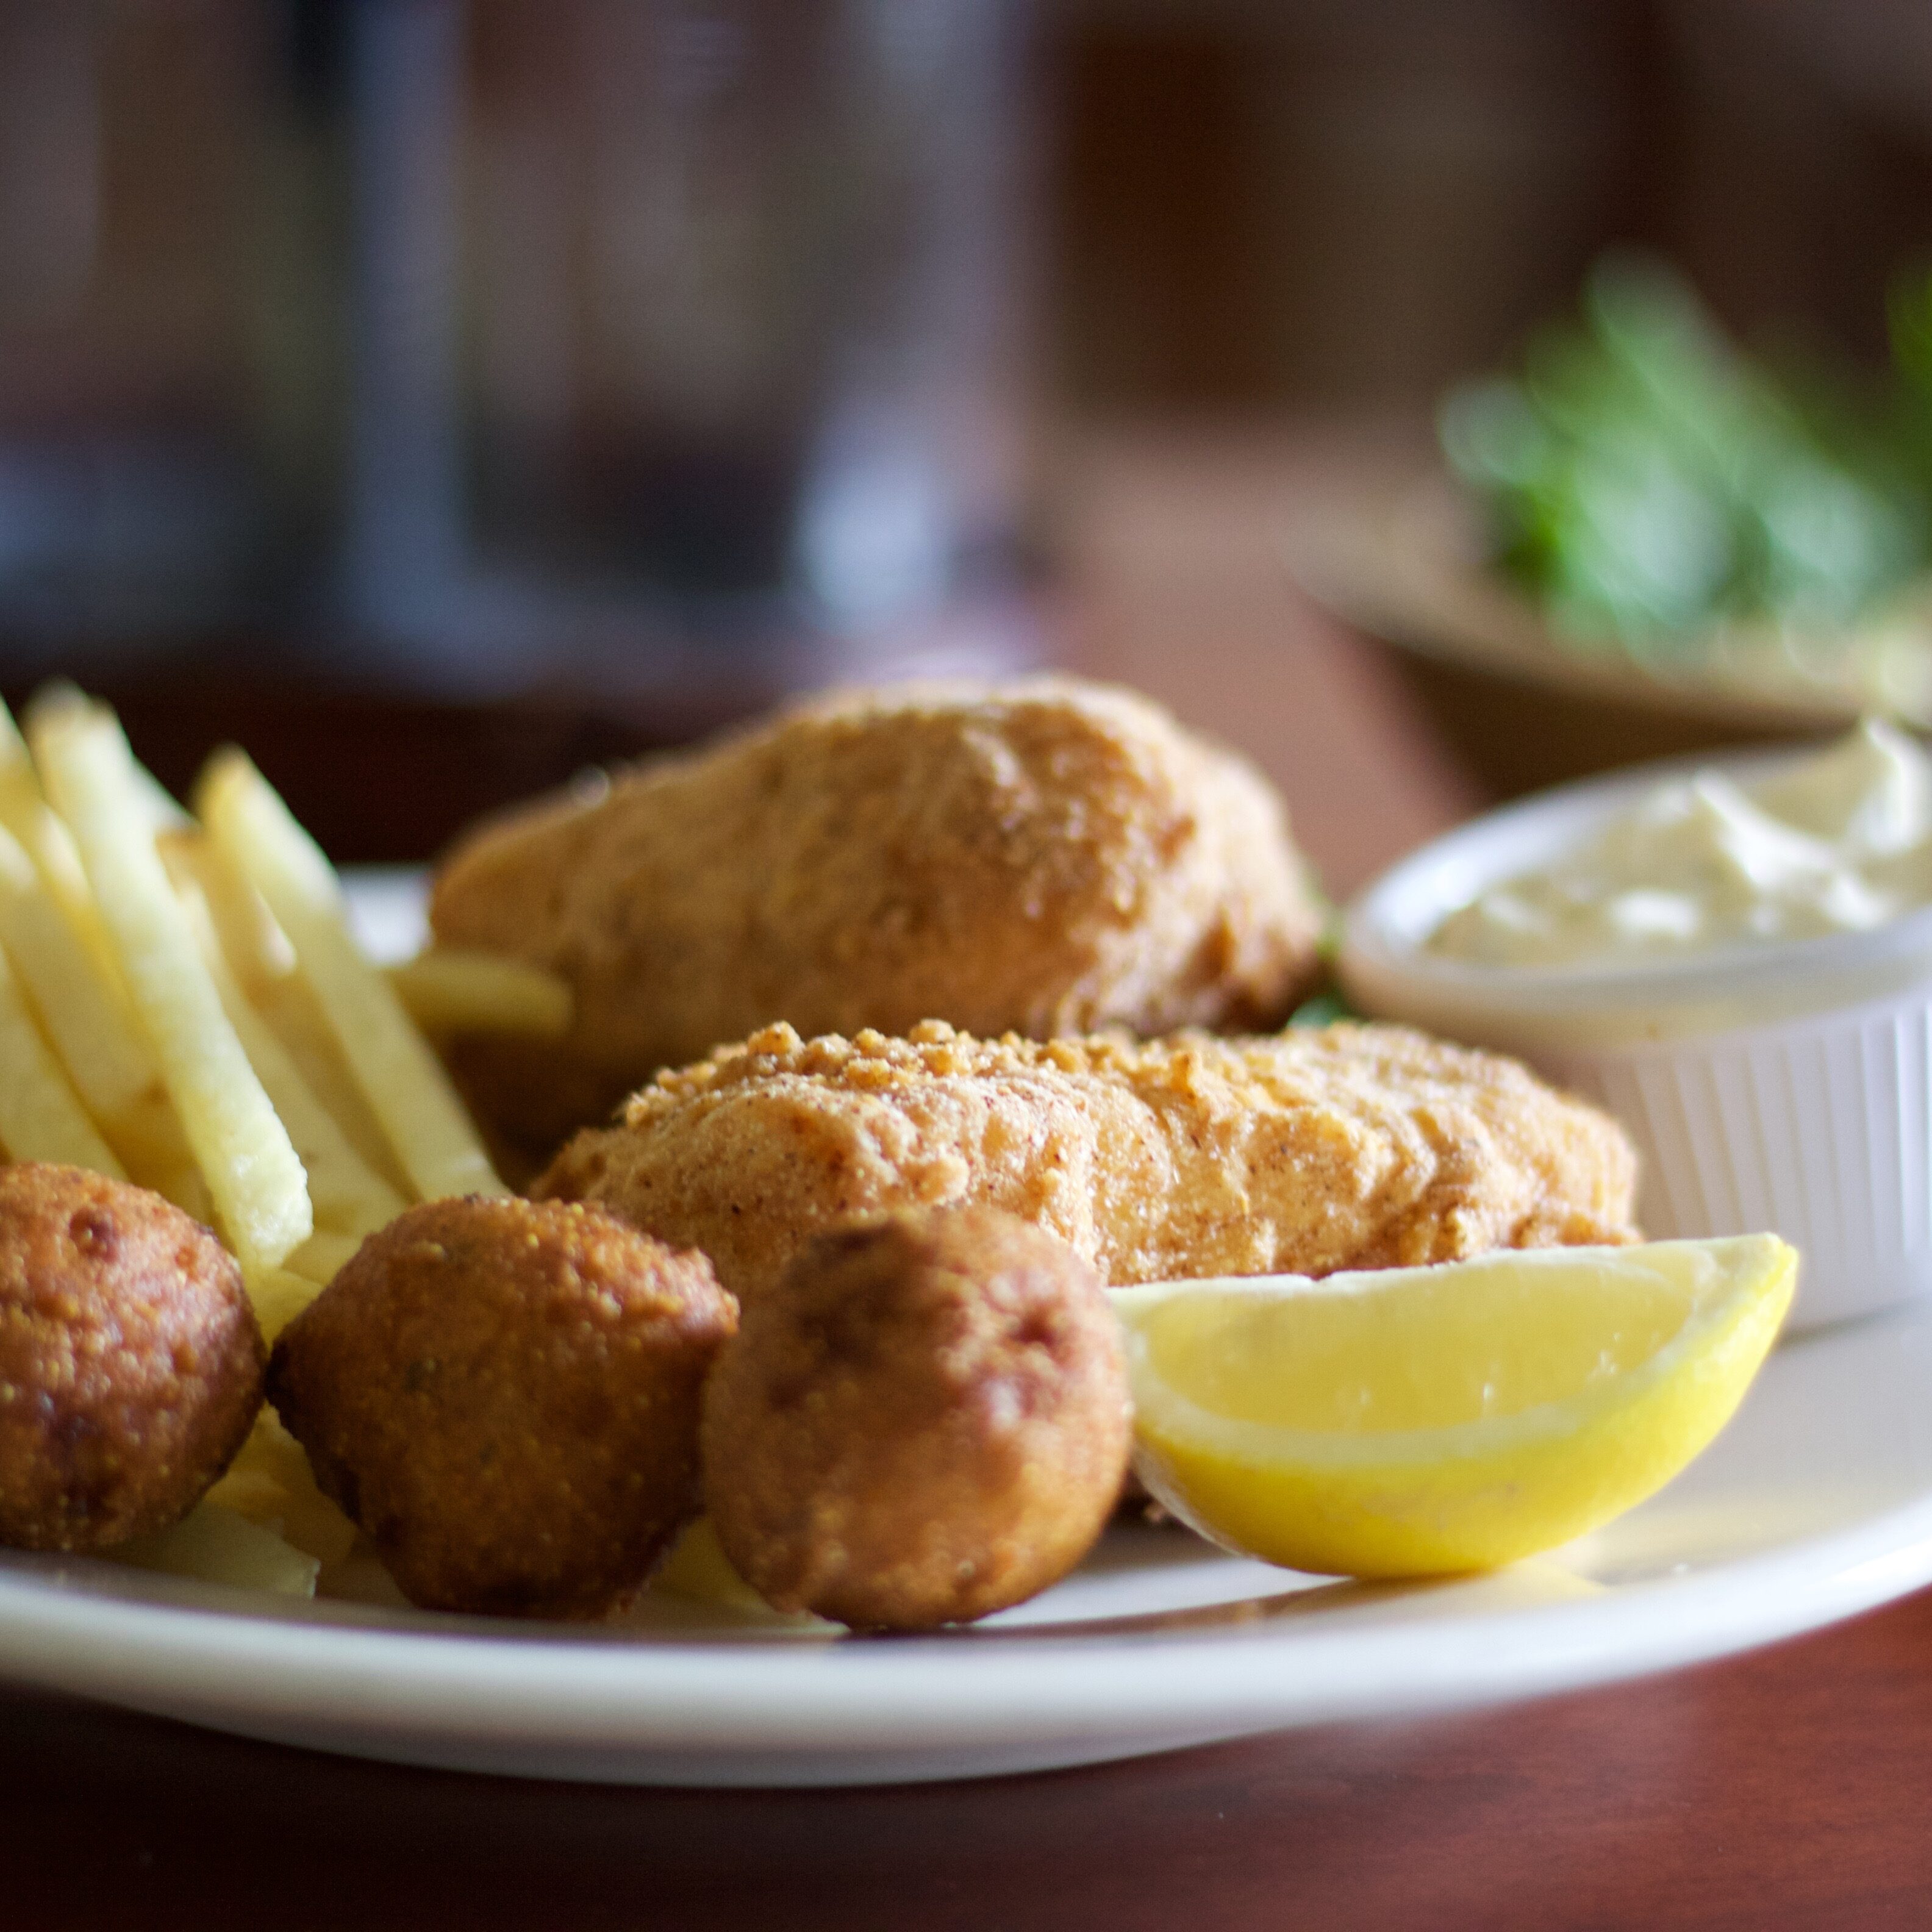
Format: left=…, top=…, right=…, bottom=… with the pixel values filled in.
left=0, top=687, right=571, bottom=1595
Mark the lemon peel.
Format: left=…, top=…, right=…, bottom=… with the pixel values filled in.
left=1112, top=1236, right=1795, bottom=1578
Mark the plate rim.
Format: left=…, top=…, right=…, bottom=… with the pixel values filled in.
left=6, top=1462, right=1932, bottom=1755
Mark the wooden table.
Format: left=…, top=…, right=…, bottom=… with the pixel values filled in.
left=4, top=432, right=1924, bottom=1929
left=12, top=1586, right=1932, bottom=1930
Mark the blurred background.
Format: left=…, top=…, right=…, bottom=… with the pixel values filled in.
left=1, top=0, right=1928, bottom=873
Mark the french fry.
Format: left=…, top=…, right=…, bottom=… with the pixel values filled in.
left=387, top=948, right=573, bottom=1037
left=32, top=705, right=312, bottom=1272
left=0, top=696, right=127, bottom=986
left=0, top=697, right=207, bottom=1204
left=24, top=684, right=195, bottom=834
left=204, top=1408, right=357, bottom=1569
left=243, top=1261, right=325, bottom=1343
left=198, top=749, right=505, bottom=1202
left=168, top=828, right=409, bottom=1195
left=170, top=862, right=407, bottom=1237
left=0, top=817, right=212, bottom=1209
left=253, top=970, right=413, bottom=1198
left=115, top=1501, right=320, bottom=1598
left=0, top=687, right=529, bottom=1616
left=0, top=936, right=125, bottom=1174
left=162, top=829, right=293, bottom=995
left=285, top=1226, right=365, bottom=1286
left=653, top=1517, right=801, bottom=1615
left=0, top=821, right=151, bottom=1115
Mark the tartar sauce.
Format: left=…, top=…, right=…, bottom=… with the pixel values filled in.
left=1428, top=719, right=1932, bottom=968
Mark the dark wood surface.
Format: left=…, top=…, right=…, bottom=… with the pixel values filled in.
left=13, top=1584, right=1932, bottom=1932
left=4, top=435, right=1923, bottom=1930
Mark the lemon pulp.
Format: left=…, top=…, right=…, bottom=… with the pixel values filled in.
left=1112, top=1236, right=1795, bottom=1578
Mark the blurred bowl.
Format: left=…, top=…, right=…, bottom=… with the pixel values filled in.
left=1283, top=458, right=1932, bottom=798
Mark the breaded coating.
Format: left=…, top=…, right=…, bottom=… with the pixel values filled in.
left=431, top=678, right=1325, bottom=1162
left=703, top=1209, right=1131, bottom=1630
left=267, top=1197, right=737, bottom=1619
left=538, top=1021, right=1640, bottom=1304
left=0, top=1164, right=264, bottom=1553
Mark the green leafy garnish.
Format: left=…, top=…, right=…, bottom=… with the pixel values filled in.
left=1441, top=253, right=1932, bottom=645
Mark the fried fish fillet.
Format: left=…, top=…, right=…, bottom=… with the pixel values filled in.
left=431, top=679, right=1325, bottom=1164
left=535, top=1020, right=1640, bottom=1304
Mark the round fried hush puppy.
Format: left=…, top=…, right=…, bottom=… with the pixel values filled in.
left=703, top=1208, right=1132, bottom=1631
left=267, top=1197, right=737, bottom=1619
left=0, top=1164, right=264, bottom=1553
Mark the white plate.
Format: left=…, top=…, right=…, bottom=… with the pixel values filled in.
left=5, top=1301, right=1932, bottom=1784
left=4, top=874, right=1932, bottom=1786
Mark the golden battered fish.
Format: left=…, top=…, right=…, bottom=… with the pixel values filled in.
left=535, top=1020, right=1640, bottom=1304
left=431, top=679, right=1325, bottom=1165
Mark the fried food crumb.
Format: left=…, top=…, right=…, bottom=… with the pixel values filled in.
left=538, top=1020, right=1640, bottom=1305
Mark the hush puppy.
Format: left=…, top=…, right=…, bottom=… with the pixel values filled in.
left=267, top=1196, right=737, bottom=1619
left=0, top=1163, right=264, bottom=1553
left=431, top=678, right=1325, bottom=1162
left=702, top=1208, right=1132, bottom=1630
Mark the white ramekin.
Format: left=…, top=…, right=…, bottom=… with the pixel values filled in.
left=1338, top=746, right=1932, bottom=1331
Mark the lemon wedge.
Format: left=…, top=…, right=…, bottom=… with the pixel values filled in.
left=1111, top=1236, right=1795, bottom=1578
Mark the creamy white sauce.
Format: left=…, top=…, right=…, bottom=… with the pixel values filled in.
left=1428, top=720, right=1932, bottom=968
